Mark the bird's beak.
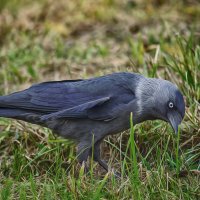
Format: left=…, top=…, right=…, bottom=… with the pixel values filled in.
left=167, top=111, right=183, bottom=134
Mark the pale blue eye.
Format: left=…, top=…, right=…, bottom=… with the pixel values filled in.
left=169, top=102, right=174, bottom=108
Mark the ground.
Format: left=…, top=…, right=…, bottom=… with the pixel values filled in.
left=0, top=0, right=199, bottom=199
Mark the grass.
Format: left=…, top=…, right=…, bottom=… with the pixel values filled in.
left=0, top=0, right=200, bottom=199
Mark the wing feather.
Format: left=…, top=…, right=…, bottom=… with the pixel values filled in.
left=0, top=73, right=136, bottom=121
left=40, top=97, right=110, bottom=120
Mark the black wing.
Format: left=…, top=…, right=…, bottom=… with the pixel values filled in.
left=0, top=73, right=136, bottom=121
left=40, top=97, right=111, bottom=120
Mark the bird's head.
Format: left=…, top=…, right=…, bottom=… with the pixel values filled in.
left=136, top=77, right=185, bottom=133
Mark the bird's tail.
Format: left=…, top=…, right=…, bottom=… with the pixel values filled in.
left=0, top=108, right=27, bottom=118
left=0, top=95, right=43, bottom=125
left=0, top=95, right=24, bottom=118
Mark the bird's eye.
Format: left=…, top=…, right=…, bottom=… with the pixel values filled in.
left=168, top=102, right=174, bottom=108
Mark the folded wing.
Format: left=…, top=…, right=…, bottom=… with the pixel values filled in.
left=40, top=97, right=112, bottom=120
left=0, top=74, right=135, bottom=121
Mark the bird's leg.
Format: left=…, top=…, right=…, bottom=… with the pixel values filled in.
left=93, top=141, right=109, bottom=172
left=93, top=140, right=121, bottom=178
left=96, top=158, right=109, bottom=172
left=77, top=142, right=91, bottom=174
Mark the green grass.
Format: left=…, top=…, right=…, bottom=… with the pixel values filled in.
left=0, top=0, right=200, bottom=199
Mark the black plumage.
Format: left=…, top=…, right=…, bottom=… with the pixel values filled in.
left=0, top=72, right=185, bottom=172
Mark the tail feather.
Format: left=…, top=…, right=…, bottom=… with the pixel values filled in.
left=0, top=108, right=43, bottom=125
left=0, top=92, right=28, bottom=107
left=0, top=94, right=44, bottom=124
left=0, top=108, right=27, bottom=118
left=0, top=95, right=22, bottom=117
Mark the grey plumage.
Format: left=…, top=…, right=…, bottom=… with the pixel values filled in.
left=0, top=72, right=185, bottom=172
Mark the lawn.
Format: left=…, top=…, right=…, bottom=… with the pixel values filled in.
left=0, top=0, right=199, bottom=199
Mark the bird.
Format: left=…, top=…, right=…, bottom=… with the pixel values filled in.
left=0, top=72, right=185, bottom=173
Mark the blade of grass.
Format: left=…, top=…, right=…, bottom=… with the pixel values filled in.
left=129, top=112, right=139, bottom=185
left=175, top=127, right=181, bottom=175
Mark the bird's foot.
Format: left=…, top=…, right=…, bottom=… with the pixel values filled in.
left=112, top=170, right=121, bottom=179
left=97, top=159, right=121, bottom=179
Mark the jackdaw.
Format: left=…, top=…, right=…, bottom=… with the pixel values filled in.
left=0, top=72, right=185, bottom=172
